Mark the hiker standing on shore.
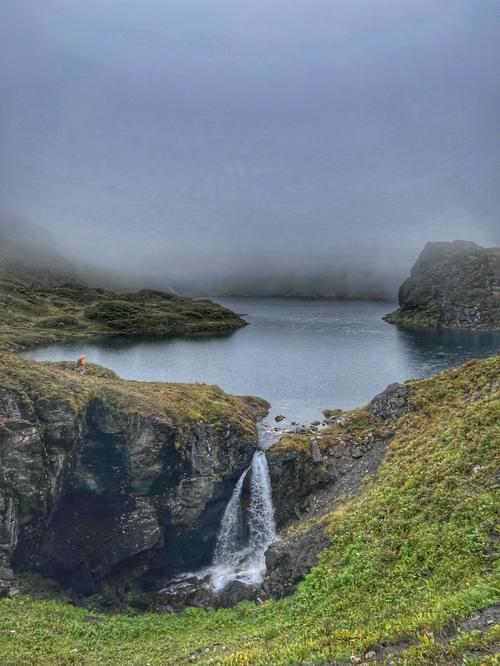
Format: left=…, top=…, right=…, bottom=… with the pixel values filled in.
left=76, top=353, right=87, bottom=374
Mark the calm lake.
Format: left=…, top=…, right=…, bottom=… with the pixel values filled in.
left=24, top=298, right=500, bottom=425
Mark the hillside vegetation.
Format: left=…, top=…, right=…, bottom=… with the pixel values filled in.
left=0, top=267, right=246, bottom=351
left=0, top=355, right=498, bottom=665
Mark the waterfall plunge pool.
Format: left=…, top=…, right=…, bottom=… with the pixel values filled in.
left=160, top=449, right=277, bottom=598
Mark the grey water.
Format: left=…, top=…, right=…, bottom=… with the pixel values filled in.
left=24, top=298, right=500, bottom=425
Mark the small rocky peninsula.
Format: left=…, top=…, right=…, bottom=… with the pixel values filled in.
left=385, top=240, right=500, bottom=330
left=0, top=263, right=246, bottom=352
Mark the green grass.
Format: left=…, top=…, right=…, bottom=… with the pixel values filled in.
left=0, top=273, right=246, bottom=351
left=0, top=356, right=498, bottom=664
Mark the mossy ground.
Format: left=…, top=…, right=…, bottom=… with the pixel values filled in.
left=0, top=273, right=246, bottom=351
left=0, top=356, right=498, bottom=665
left=383, top=308, right=441, bottom=329
left=0, top=353, right=263, bottom=436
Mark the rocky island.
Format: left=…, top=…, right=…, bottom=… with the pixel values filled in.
left=385, top=240, right=500, bottom=330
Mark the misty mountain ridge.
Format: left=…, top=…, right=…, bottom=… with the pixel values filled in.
left=0, top=215, right=397, bottom=299
left=0, top=215, right=176, bottom=293
left=3, top=215, right=498, bottom=301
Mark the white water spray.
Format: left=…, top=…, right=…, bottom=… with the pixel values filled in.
left=248, top=451, right=276, bottom=552
left=213, top=468, right=248, bottom=564
left=210, top=449, right=276, bottom=590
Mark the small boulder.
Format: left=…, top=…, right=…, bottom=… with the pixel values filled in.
left=369, top=383, right=412, bottom=421
left=217, top=580, right=258, bottom=607
left=275, top=415, right=286, bottom=423
left=310, top=440, right=323, bottom=463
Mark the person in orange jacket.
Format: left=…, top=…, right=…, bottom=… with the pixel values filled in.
left=77, top=353, right=87, bottom=374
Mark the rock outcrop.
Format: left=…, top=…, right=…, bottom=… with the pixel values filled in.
left=0, top=354, right=268, bottom=598
left=385, top=240, right=500, bottom=330
left=263, top=397, right=404, bottom=596
left=262, top=523, right=330, bottom=599
left=267, top=409, right=391, bottom=528
left=368, top=382, right=413, bottom=421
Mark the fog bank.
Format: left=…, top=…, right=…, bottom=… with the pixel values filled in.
left=1, top=1, right=499, bottom=297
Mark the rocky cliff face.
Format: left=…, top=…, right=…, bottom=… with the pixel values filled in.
left=0, top=355, right=268, bottom=597
left=385, top=240, right=500, bottom=330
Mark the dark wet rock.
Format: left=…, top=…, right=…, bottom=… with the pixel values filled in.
left=369, top=383, right=413, bottom=421
left=0, top=566, right=14, bottom=597
left=154, top=575, right=259, bottom=611
left=217, top=580, right=258, bottom=607
left=262, top=523, right=330, bottom=599
left=385, top=241, right=500, bottom=330
left=155, top=575, right=215, bottom=612
left=267, top=445, right=333, bottom=526
left=274, top=415, right=286, bottom=422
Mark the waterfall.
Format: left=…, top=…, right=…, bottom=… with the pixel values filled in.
left=248, top=451, right=276, bottom=552
left=211, top=449, right=276, bottom=590
left=213, top=468, right=248, bottom=564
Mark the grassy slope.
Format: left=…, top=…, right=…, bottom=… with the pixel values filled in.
left=0, top=356, right=498, bottom=665
left=0, top=353, right=263, bottom=433
left=0, top=269, right=246, bottom=351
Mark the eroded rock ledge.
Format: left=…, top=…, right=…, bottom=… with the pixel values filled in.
left=0, top=354, right=268, bottom=598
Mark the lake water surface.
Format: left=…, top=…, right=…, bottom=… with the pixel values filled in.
left=24, top=298, right=500, bottom=425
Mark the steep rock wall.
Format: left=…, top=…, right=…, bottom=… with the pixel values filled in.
left=0, top=355, right=267, bottom=596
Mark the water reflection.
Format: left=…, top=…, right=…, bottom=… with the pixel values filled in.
left=396, top=326, right=500, bottom=378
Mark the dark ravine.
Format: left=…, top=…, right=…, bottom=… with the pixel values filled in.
left=385, top=240, right=500, bottom=330
left=0, top=354, right=268, bottom=599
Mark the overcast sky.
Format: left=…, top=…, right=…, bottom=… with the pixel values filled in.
left=1, top=1, right=499, bottom=295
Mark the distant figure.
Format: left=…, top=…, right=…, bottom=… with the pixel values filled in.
left=76, top=353, right=87, bottom=375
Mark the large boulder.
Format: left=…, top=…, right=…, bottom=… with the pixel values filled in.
left=369, top=382, right=413, bottom=421
left=385, top=241, right=500, bottom=330
left=262, top=523, right=330, bottom=599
